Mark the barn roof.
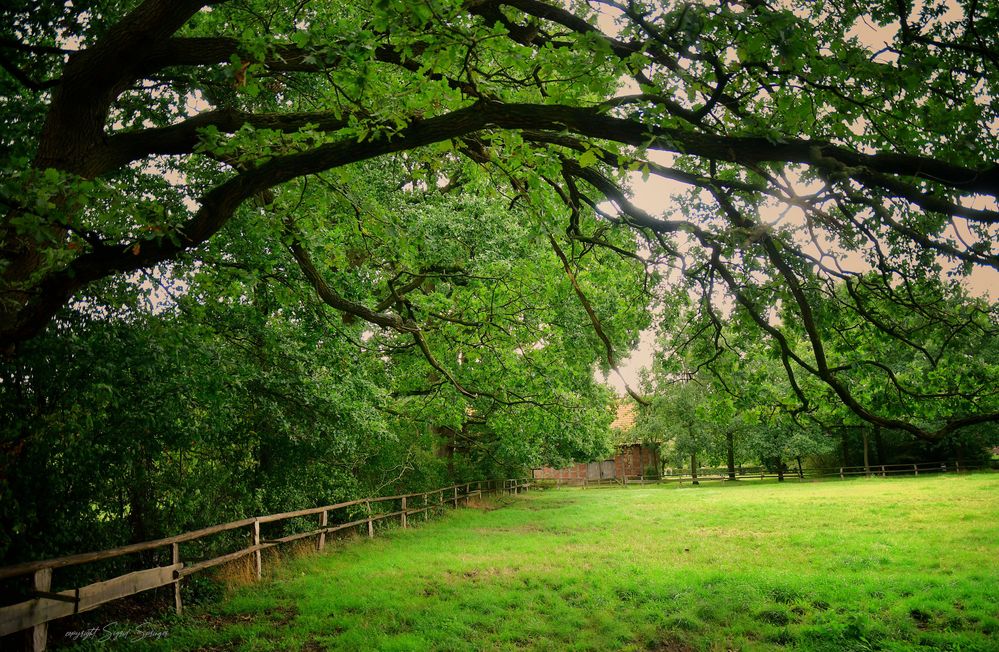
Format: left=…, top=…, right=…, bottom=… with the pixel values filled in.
left=609, top=400, right=637, bottom=432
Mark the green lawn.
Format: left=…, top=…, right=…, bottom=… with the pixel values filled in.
left=87, top=474, right=999, bottom=651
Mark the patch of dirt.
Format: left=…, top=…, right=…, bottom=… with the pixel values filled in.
left=196, top=612, right=255, bottom=631
left=910, top=608, right=932, bottom=629
left=647, top=636, right=696, bottom=652
left=195, top=605, right=296, bottom=630
left=766, top=629, right=796, bottom=646
left=463, top=498, right=511, bottom=511
left=472, top=524, right=543, bottom=535
left=521, top=499, right=576, bottom=511
left=443, top=567, right=518, bottom=584
left=755, top=608, right=792, bottom=626
left=265, top=606, right=298, bottom=626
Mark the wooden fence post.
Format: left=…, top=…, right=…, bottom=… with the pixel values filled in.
left=32, top=567, right=52, bottom=652
left=318, top=510, right=328, bottom=551
left=252, top=519, right=262, bottom=580
left=839, top=467, right=844, bottom=479
left=172, top=542, right=182, bottom=615
left=424, top=493, right=430, bottom=522
left=438, top=490, right=443, bottom=513
left=453, top=486, right=458, bottom=507
left=914, top=463, right=918, bottom=475
left=366, top=501, right=373, bottom=538
left=401, top=496, right=408, bottom=528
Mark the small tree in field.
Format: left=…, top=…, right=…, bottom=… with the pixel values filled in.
left=635, top=379, right=730, bottom=485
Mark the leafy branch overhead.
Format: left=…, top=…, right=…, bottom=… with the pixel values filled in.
left=1, top=0, right=997, bottom=440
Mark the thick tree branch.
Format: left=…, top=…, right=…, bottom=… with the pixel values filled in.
left=102, top=109, right=353, bottom=171
left=287, top=239, right=415, bottom=333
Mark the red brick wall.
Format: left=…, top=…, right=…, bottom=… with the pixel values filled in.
left=533, top=444, right=659, bottom=480
left=613, top=443, right=658, bottom=477
left=533, top=462, right=588, bottom=479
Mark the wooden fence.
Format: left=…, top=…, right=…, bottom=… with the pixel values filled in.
left=0, top=478, right=532, bottom=651
left=537, top=460, right=992, bottom=487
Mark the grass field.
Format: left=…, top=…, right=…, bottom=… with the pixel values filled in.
left=82, top=474, right=998, bottom=651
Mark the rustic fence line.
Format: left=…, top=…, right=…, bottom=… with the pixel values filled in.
left=539, top=460, right=993, bottom=487
left=0, top=478, right=532, bottom=651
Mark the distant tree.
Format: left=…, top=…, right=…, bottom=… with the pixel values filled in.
left=633, top=383, right=704, bottom=484
left=745, top=412, right=834, bottom=481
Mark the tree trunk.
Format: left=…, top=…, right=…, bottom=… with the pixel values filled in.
left=447, top=428, right=456, bottom=477
left=873, top=425, right=885, bottom=465
left=726, top=431, right=736, bottom=480
left=128, top=450, right=156, bottom=569
left=863, top=429, right=871, bottom=477
left=776, top=457, right=784, bottom=482
left=796, top=455, right=803, bottom=479
left=690, top=452, right=699, bottom=486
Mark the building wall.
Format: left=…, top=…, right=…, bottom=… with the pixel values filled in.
left=533, top=443, right=660, bottom=481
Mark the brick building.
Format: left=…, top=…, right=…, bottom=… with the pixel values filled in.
left=532, top=401, right=659, bottom=482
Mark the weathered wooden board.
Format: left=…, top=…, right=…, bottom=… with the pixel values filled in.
left=0, top=563, right=182, bottom=637
left=0, top=521, right=252, bottom=581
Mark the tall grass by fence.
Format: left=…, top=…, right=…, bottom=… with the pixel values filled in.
left=0, top=478, right=532, bottom=651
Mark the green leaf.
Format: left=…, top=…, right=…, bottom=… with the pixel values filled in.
left=578, top=149, right=599, bottom=168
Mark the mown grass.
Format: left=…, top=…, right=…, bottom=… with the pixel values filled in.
left=78, top=474, right=998, bottom=651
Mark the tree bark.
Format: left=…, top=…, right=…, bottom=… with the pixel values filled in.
left=863, top=429, right=871, bottom=477
left=726, top=431, right=736, bottom=480
left=874, top=425, right=886, bottom=465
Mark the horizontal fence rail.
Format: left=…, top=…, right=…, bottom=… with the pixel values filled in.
left=534, top=460, right=993, bottom=487
left=0, top=478, right=532, bottom=651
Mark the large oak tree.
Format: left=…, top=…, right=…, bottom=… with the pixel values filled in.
left=2, top=0, right=997, bottom=440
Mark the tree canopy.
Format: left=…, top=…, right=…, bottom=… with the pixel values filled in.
left=2, top=0, right=997, bottom=446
